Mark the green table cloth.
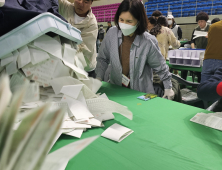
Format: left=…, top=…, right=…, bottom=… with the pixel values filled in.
left=166, top=61, right=202, bottom=72
left=51, top=82, right=222, bottom=170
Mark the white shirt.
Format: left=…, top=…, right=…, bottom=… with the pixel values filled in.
left=201, top=24, right=208, bottom=30
left=74, top=12, right=86, bottom=24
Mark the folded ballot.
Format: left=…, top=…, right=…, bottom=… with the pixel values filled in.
left=101, top=123, right=134, bottom=142
left=191, top=112, right=222, bottom=131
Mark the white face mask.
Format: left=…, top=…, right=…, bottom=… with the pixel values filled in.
left=119, top=22, right=138, bottom=36
left=168, top=20, right=173, bottom=25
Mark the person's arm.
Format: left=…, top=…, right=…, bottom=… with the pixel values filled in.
left=147, top=37, right=172, bottom=90
left=190, top=29, right=195, bottom=49
left=197, top=67, right=222, bottom=101
left=95, top=28, right=111, bottom=80
left=78, top=19, right=98, bottom=58
left=177, top=26, right=182, bottom=40
left=58, top=0, right=73, bottom=18
left=168, top=29, right=180, bottom=49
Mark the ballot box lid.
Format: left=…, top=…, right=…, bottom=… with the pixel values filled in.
left=0, top=12, right=82, bottom=59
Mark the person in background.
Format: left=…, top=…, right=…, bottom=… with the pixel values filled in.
left=149, top=16, right=180, bottom=60
left=98, top=24, right=105, bottom=42
left=188, top=12, right=210, bottom=82
left=151, top=10, right=162, bottom=20
left=58, top=0, right=98, bottom=78
left=96, top=0, right=174, bottom=100
left=147, top=16, right=155, bottom=32
left=198, top=67, right=222, bottom=104
left=106, top=21, right=112, bottom=32
left=211, top=18, right=220, bottom=24
left=167, top=14, right=182, bottom=40
left=201, top=20, right=222, bottom=83
left=190, top=12, right=209, bottom=49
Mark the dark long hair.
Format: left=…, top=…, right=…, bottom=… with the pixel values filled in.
left=148, top=16, right=161, bottom=37
left=157, top=16, right=168, bottom=27
left=114, top=0, right=148, bottom=35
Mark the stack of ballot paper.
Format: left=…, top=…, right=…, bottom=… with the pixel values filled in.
left=0, top=33, right=133, bottom=139
left=190, top=112, right=222, bottom=131
left=0, top=75, right=98, bottom=170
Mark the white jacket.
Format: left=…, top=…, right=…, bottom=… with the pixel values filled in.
left=59, top=0, right=98, bottom=72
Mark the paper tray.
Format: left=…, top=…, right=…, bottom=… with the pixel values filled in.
left=0, top=12, right=82, bottom=59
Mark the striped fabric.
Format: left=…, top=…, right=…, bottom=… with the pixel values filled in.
left=96, top=26, right=172, bottom=94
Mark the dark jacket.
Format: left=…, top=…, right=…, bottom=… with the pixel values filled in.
left=106, top=26, right=112, bottom=33
left=0, top=0, right=66, bottom=36
left=197, top=67, right=222, bottom=101
left=190, top=25, right=210, bottom=49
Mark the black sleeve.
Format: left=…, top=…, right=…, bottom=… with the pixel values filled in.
left=197, top=67, right=222, bottom=101
left=190, top=29, right=195, bottom=44
left=177, top=26, right=182, bottom=40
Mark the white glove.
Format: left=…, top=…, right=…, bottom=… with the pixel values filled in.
left=0, top=0, right=5, bottom=7
left=163, top=88, right=175, bottom=100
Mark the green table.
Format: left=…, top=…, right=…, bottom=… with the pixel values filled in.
left=166, top=60, right=202, bottom=72
left=51, top=82, right=222, bottom=170
left=180, top=40, right=188, bottom=44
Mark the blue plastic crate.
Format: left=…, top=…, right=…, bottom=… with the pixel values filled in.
left=0, top=12, right=82, bottom=59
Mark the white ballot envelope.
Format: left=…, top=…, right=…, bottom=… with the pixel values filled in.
left=101, top=123, right=133, bottom=142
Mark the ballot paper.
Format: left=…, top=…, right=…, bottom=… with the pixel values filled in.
left=33, top=35, right=62, bottom=59
left=6, top=60, right=18, bottom=76
left=63, top=60, right=88, bottom=80
left=31, top=58, right=58, bottom=87
left=61, top=121, right=91, bottom=129
left=61, top=94, right=94, bottom=120
left=29, top=47, right=50, bottom=65
left=76, top=52, right=87, bottom=68
left=10, top=72, right=29, bottom=93
left=40, top=136, right=99, bottom=170
left=17, top=45, right=31, bottom=68
left=101, top=123, right=133, bottom=142
left=52, top=59, right=70, bottom=79
left=63, top=44, right=76, bottom=64
left=193, top=30, right=208, bottom=39
left=60, top=84, right=84, bottom=99
left=86, top=98, right=133, bottom=120
left=81, top=77, right=102, bottom=93
left=50, top=76, right=80, bottom=95
left=1, top=53, right=14, bottom=66
left=64, top=129, right=84, bottom=138
left=190, top=112, right=222, bottom=131
left=23, top=82, right=40, bottom=103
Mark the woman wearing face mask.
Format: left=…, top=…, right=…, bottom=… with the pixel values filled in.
left=149, top=16, right=180, bottom=60
left=167, top=14, right=182, bottom=40
left=95, top=0, right=175, bottom=100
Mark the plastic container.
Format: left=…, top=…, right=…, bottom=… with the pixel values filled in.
left=0, top=12, right=82, bottom=59
left=168, top=49, right=205, bottom=67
